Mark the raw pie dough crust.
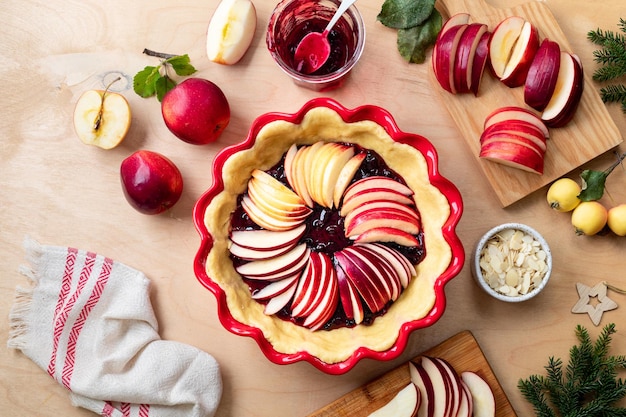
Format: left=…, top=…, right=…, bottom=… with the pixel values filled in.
left=203, top=107, right=452, bottom=364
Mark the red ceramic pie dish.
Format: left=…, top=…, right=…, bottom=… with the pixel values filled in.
left=193, top=98, right=464, bottom=374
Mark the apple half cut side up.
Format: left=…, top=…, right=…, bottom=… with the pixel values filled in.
left=206, top=0, right=257, bottom=65
left=524, top=39, right=561, bottom=111
left=73, top=89, right=131, bottom=150
left=541, top=52, right=584, bottom=128
left=367, top=383, right=421, bottom=417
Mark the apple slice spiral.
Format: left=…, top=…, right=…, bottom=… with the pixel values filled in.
left=230, top=141, right=424, bottom=330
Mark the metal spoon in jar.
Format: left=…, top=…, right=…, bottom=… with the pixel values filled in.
left=293, top=0, right=358, bottom=74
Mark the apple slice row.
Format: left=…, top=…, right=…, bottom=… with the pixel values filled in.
left=432, top=20, right=491, bottom=95
left=284, top=142, right=364, bottom=209
left=408, top=358, right=495, bottom=417
left=479, top=106, right=549, bottom=175
left=335, top=243, right=416, bottom=321
left=243, top=169, right=312, bottom=231
left=341, top=176, right=422, bottom=246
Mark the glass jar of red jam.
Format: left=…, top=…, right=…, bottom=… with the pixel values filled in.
left=266, top=0, right=365, bottom=91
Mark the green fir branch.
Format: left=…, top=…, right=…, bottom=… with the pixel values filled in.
left=588, top=18, right=626, bottom=113
left=518, top=323, right=626, bottom=417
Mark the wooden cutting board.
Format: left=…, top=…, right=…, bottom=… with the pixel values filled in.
left=432, top=0, right=623, bottom=207
left=307, top=331, right=516, bottom=417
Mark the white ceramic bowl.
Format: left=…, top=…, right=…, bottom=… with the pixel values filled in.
left=471, top=223, right=552, bottom=302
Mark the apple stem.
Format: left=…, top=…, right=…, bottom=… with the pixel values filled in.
left=93, top=76, right=121, bottom=131
left=142, top=48, right=177, bottom=60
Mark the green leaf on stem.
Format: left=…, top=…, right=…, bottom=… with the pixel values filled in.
left=397, top=9, right=442, bottom=64
left=377, top=0, right=436, bottom=29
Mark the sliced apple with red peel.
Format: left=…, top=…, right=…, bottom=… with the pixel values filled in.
left=500, top=20, right=540, bottom=87
left=263, top=277, right=298, bottom=315
left=235, top=243, right=309, bottom=279
left=480, top=140, right=544, bottom=174
left=433, top=24, right=468, bottom=94
left=341, top=189, right=415, bottom=217
left=206, top=0, right=257, bottom=65
left=484, top=106, right=549, bottom=139
left=73, top=88, right=131, bottom=149
left=454, top=23, right=489, bottom=94
left=336, top=263, right=365, bottom=324
left=461, top=371, right=495, bottom=417
left=524, top=39, right=561, bottom=111
left=318, top=143, right=355, bottom=208
left=541, top=52, right=584, bottom=127
left=345, top=208, right=421, bottom=238
left=229, top=241, right=296, bottom=261
left=251, top=273, right=300, bottom=301
left=481, top=120, right=548, bottom=151
left=343, top=176, right=414, bottom=201
left=458, top=381, right=474, bottom=417
left=438, top=13, right=470, bottom=41
left=470, top=31, right=491, bottom=96
left=489, top=16, right=525, bottom=79
left=344, top=200, right=420, bottom=228
left=409, top=361, right=435, bottom=417
left=229, top=224, right=305, bottom=252
left=367, top=383, right=420, bottom=417
left=366, top=243, right=415, bottom=288
left=420, top=357, right=453, bottom=417
left=333, top=152, right=366, bottom=207
left=353, top=227, right=420, bottom=247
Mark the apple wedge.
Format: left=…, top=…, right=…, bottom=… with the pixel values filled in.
left=206, top=0, right=257, bottom=65
left=489, top=16, right=526, bottom=79
left=263, top=276, right=298, bottom=315
left=336, top=263, right=365, bottom=324
left=433, top=23, right=468, bottom=94
left=333, top=152, right=366, bottom=208
left=461, top=372, right=495, bottom=417
left=235, top=243, right=309, bottom=279
left=481, top=120, right=548, bottom=151
left=454, top=23, right=489, bottom=94
left=499, top=20, right=540, bottom=87
left=541, top=52, right=584, bottom=127
left=438, top=13, right=470, bottom=42
left=409, top=361, right=435, bottom=417
left=470, top=31, right=491, bottom=96
left=524, top=39, right=561, bottom=111
left=484, top=106, right=549, bottom=139
left=251, top=274, right=300, bottom=301
left=229, top=224, right=305, bottom=252
left=368, top=383, right=420, bottom=417
left=479, top=139, right=544, bottom=174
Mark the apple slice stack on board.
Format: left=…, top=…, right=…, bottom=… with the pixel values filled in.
left=368, top=357, right=496, bottom=417
left=432, top=13, right=585, bottom=174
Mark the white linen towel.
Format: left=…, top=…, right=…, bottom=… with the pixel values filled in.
left=8, top=238, right=222, bottom=417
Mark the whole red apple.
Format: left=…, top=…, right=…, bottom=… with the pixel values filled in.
left=120, top=150, right=183, bottom=215
left=161, top=78, right=230, bottom=145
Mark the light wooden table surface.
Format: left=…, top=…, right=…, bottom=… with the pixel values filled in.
left=2, top=0, right=626, bottom=416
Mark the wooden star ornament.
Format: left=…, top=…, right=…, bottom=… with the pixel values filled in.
left=572, top=282, right=618, bottom=326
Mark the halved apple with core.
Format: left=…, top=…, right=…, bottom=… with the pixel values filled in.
left=73, top=88, right=131, bottom=149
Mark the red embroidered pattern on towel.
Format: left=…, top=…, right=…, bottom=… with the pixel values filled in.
left=103, top=401, right=151, bottom=417
left=46, top=248, right=113, bottom=389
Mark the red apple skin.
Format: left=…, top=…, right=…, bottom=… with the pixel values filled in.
left=500, top=22, right=540, bottom=88
left=161, top=78, right=230, bottom=145
left=524, top=39, right=561, bottom=111
left=120, top=150, right=184, bottom=215
left=470, top=31, right=491, bottom=96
